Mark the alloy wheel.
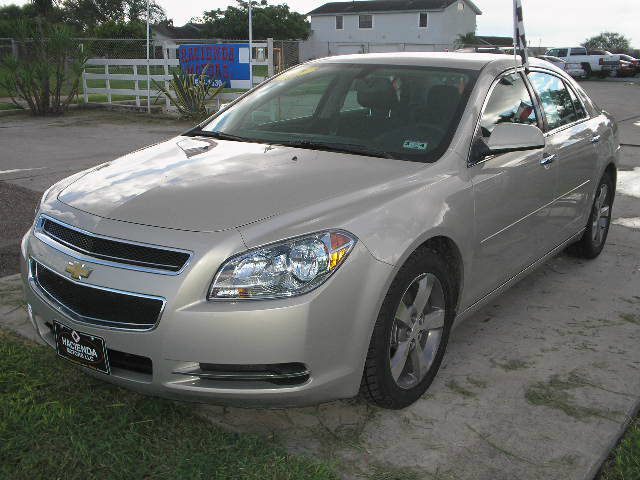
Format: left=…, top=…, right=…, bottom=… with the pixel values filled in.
left=389, top=273, right=446, bottom=390
left=591, top=183, right=611, bottom=246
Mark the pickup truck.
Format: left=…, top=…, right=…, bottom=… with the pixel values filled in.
left=544, top=47, right=619, bottom=77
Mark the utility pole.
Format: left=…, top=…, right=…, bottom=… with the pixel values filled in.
left=248, top=0, right=253, bottom=88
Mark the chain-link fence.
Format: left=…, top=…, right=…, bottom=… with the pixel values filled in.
left=0, top=38, right=17, bottom=59
left=273, top=40, right=300, bottom=73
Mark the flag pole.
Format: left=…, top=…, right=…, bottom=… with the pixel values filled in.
left=146, top=0, right=151, bottom=114
left=248, top=0, right=253, bottom=89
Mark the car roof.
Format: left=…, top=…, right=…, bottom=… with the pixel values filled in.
left=310, top=52, right=551, bottom=72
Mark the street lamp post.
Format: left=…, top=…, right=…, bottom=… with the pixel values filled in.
left=146, top=0, right=151, bottom=114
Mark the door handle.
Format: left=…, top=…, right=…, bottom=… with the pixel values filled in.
left=540, top=154, right=556, bottom=166
left=591, top=135, right=601, bottom=144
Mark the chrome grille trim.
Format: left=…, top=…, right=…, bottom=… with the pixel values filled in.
left=28, top=258, right=166, bottom=332
left=34, top=214, right=193, bottom=276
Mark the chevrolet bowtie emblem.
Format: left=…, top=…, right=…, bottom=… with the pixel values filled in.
left=65, top=261, right=93, bottom=280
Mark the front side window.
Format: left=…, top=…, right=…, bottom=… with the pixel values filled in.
left=479, top=72, right=538, bottom=137
left=528, top=72, right=577, bottom=130
left=419, top=12, right=428, bottom=28
left=359, top=14, right=373, bottom=29
left=200, top=63, right=478, bottom=163
left=335, top=15, right=343, bottom=30
left=556, top=48, right=568, bottom=57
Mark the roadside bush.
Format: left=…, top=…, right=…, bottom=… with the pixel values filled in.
left=0, top=19, right=88, bottom=115
left=154, top=65, right=223, bottom=120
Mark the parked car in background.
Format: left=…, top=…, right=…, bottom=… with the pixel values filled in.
left=455, top=46, right=506, bottom=54
left=616, top=60, right=637, bottom=78
left=22, top=53, right=619, bottom=409
left=618, top=54, right=640, bottom=75
left=537, top=55, right=586, bottom=78
left=545, top=47, right=619, bottom=77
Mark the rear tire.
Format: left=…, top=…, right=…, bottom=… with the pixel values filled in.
left=360, top=247, right=455, bottom=409
left=567, top=173, right=614, bottom=259
left=581, top=63, right=592, bottom=78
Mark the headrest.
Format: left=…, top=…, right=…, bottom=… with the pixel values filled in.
left=356, top=77, right=399, bottom=111
left=427, top=85, right=461, bottom=107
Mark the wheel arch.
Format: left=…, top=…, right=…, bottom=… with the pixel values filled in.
left=394, top=234, right=465, bottom=315
left=604, top=162, right=617, bottom=191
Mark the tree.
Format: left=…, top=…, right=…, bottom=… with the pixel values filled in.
left=61, top=0, right=165, bottom=33
left=200, top=1, right=310, bottom=40
left=455, top=32, right=478, bottom=48
left=582, top=32, right=631, bottom=54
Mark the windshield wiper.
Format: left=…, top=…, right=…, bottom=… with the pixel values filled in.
left=184, top=129, right=251, bottom=143
left=279, top=139, right=395, bottom=159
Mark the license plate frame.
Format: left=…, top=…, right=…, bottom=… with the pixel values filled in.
left=54, top=321, right=110, bottom=374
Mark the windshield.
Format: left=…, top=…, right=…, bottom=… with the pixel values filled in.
left=197, top=63, right=478, bottom=163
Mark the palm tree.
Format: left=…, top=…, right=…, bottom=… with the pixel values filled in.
left=455, top=32, right=478, bottom=48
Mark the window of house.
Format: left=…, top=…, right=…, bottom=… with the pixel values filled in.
left=457, top=1, right=465, bottom=11
left=359, top=14, right=373, bottom=29
left=528, top=72, right=578, bottom=130
left=478, top=73, right=538, bottom=137
left=419, top=13, right=428, bottom=28
left=335, top=15, right=343, bottom=30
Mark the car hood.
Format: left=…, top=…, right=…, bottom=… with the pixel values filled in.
left=57, top=136, right=422, bottom=232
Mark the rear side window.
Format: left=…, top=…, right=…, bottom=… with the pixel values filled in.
left=479, top=72, right=538, bottom=137
left=570, top=48, right=587, bottom=56
left=528, top=72, right=577, bottom=130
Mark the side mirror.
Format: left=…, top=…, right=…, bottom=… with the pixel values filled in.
left=470, top=123, right=545, bottom=165
left=485, top=123, right=545, bottom=155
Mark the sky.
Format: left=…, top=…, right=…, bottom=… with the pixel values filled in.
left=0, top=0, right=636, bottom=47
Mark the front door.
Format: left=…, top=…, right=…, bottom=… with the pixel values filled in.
left=527, top=71, right=599, bottom=240
left=466, top=71, right=557, bottom=302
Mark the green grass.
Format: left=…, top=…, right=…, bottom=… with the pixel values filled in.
left=599, top=417, right=640, bottom=480
left=0, top=102, right=22, bottom=110
left=0, top=328, right=337, bottom=480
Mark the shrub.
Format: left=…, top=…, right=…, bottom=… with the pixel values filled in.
left=0, top=19, right=88, bottom=115
left=154, top=65, right=224, bottom=120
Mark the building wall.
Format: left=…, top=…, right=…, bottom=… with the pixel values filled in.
left=303, top=0, right=477, bottom=59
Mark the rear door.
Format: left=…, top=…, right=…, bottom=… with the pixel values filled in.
left=466, top=70, right=556, bottom=301
left=527, top=71, right=598, bottom=240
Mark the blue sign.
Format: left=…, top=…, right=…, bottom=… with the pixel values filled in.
left=178, top=43, right=251, bottom=89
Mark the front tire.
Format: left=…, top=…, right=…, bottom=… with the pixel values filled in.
left=360, top=247, right=455, bottom=409
left=568, top=173, right=614, bottom=259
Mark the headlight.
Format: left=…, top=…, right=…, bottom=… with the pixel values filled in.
left=208, top=230, right=356, bottom=300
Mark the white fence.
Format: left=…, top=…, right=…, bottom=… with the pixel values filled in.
left=82, top=40, right=274, bottom=111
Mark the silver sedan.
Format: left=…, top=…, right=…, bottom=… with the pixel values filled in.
left=21, top=53, right=619, bottom=409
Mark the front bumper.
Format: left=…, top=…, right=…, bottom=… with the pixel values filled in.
left=20, top=210, right=395, bottom=407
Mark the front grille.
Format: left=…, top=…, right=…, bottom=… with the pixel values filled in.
left=32, top=260, right=164, bottom=330
left=40, top=217, right=190, bottom=273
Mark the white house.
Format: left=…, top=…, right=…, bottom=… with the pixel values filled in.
left=303, top=0, right=481, bottom=59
